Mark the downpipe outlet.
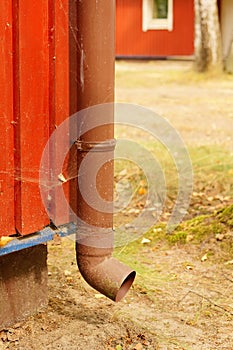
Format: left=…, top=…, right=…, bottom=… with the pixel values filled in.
left=76, top=229, right=136, bottom=302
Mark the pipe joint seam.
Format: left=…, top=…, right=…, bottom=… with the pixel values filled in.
left=76, top=138, right=116, bottom=152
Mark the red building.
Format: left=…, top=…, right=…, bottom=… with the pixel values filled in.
left=116, top=0, right=195, bottom=58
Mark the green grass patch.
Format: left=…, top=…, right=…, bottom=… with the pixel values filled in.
left=190, top=145, right=233, bottom=174
left=113, top=226, right=175, bottom=301
left=114, top=141, right=233, bottom=220
left=114, top=205, right=233, bottom=298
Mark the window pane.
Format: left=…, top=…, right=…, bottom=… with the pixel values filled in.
left=153, top=0, right=168, bottom=19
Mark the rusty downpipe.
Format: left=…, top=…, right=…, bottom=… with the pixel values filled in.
left=70, top=0, right=136, bottom=301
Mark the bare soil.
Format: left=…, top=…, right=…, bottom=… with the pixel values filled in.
left=1, top=61, right=233, bottom=350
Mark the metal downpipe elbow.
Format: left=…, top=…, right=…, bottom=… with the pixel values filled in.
left=76, top=231, right=136, bottom=302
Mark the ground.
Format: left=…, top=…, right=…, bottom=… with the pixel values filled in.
left=1, top=61, right=233, bottom=350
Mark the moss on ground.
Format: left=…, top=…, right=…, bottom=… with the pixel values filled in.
left=114, top=204, right=233, bottom=300
left=169, top=206, right=232, bottom=245
left=217, top=205, right=233, bottom=227
left=116, top=205, right=233, bottom=256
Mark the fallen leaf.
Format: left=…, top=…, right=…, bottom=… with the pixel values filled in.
left=141, top=238, right=151, bottom=244
left=216, top=233, right=225, bottom=241
left=151, top=246, right=158, bottom=252
left=64, top=270, right=71, bottom=276
left=116, top=345, right=123, bottom=350
left=6, top=329, right=20, bottom=342
left=128, top=208, right=140, bottom=214
left=201, top=253, right=208, bottom=262
left=138, top=187, right=146, bottom=196
left=94, top=294, right=105, bottom=299
left=186, top=234, right=194, bottom=242
left=215, top=195, right=224, bottom=202
left=224, top=260, right=233, bottom=265
left=0, top=236, right=14, bottom=248
left=153, top=227, right=162, bottom=233
left=66, top=277, right=73, bottom=284
left=52, top=233, right=61, bottom=245
left=7, top=332, right=19, bottom=342
left=192, top=191, right=199, bottom=197
left=0, top=331, right=7, bottom=342
left=192, top=191, right=205, bottom=197
left=119, top=169, right=127, bottom=176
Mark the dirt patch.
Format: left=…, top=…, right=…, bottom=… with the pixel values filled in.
left=115, top=60, right=233, bottom=150
left=1, top=61, right=233, bottom=350
left=1, top=234, right=233, bottom=350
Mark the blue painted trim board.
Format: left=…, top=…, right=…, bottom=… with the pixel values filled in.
left=0, top=223, right=77, bottom=256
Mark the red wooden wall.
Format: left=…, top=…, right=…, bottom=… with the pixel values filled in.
left=0, top=0, right=69, bottom=237
left=0, top=2, right=15, bottom=236
left=116, top=0, right=195, bottom=57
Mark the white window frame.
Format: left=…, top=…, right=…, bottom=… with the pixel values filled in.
left=142, top=0, right=173, bottom=32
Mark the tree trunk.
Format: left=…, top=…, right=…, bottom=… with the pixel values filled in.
left=224, top=41, right=233, bottom=73
left=194, top=0, right=223, bottom=72
left=220, top=0, right=233, bottom=73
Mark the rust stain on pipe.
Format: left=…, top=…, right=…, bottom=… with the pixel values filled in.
left=69, top=0, right=135, bottom=301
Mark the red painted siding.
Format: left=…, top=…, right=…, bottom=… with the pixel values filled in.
left=0, top=1, right=15, bottom=236
left=116, top=0, right=195, bottom=57
left=0, top=1, right=70, bottom=236
left=49, top=0, right=70, bottom=226
left=13, top=0, right=50, bottom=235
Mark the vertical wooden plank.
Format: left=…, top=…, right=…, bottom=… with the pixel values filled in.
left=54, top=1, right=69, bottom=129
left=55, top=0, right=70, bottom=225
left=0, top=1, right=15, bottom=236
left=14, top=0, right=50, bottom=234
left=49, top=0, right=70, bottom=226
left=68, top=0, right=79, bottom=217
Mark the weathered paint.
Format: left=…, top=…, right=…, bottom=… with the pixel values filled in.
left=116, top=0, right=195, bottom=57
left=0, top=1, right=15, bottom=236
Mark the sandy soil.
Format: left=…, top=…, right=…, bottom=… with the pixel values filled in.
left=1, top=61, right=233, bottom=350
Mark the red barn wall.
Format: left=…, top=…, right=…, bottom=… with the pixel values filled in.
left=116, top=0, right=195, bottom=57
